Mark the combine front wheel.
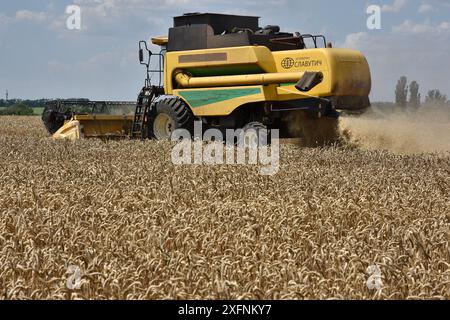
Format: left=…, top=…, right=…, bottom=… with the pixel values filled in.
left=149, top=97, right=194, bottom=140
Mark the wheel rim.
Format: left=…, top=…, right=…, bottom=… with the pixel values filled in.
left=243, top=129, right=260, bottom=148
left=153, top=113, right=176, bottom=140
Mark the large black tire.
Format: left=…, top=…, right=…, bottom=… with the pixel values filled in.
left=149, top=97, right=194, bottom=140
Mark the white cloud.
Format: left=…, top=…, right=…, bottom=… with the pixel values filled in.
left=340, top=24, right=450, bottom=101
left=382, top=0, right=408, bottom=12
left=393, top=20, right=450, bottom=34
left=0, top=10, right=49, bottom=26
left=15, top=10, right=48, bottom=23
left=342, top=32, right=370, bottom=50
left=73, top=0, right=195, bottom=17
left=418, top=3, right=434, bottom=13
left=0, top=14, right=12, bottom=25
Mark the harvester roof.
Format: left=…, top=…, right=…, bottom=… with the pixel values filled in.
left=174, top=13, right=260, bottom=35
left=167, top=12, right=304, bottom=52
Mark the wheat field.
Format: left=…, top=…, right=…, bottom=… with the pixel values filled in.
left=0, top=116, right=449, bottom=300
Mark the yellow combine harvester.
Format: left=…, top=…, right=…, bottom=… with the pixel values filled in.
left=43, top=13, right=371, bottom=145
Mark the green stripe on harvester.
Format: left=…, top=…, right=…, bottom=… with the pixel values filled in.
left=280, top=83, right=296, bottom=87
left=179, top=88, right=261, bottom=108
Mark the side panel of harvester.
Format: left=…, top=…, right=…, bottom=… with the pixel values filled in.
left=165, top=46, right=371, bottom=116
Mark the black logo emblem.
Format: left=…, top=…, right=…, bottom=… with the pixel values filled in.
left=281, top=57, right=295, bottom=69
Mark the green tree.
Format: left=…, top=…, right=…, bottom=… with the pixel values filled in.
left=425, top=90, right=448, bottom=106
left=0, top=103, right=34, bottom=115
left=395, top=76, right=408, bottom=108
left=409, top=81, right=421, bottom=109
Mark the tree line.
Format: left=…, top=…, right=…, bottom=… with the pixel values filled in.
left=395, top=76, right=449, bottom=109
left=0, top=99, right=50, bottom=116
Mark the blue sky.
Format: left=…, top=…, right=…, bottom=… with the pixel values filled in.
left=0, top=0, right=449, bottom=101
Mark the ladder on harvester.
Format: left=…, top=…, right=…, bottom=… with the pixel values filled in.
left=131, top=86, right=162, bottom=140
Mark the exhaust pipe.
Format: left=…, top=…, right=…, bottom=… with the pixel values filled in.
left=174, top=70, right=307, bottom=89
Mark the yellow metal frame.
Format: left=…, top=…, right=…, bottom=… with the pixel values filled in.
left=163, top=46, right=371, bottom=117
left=53, top=115, right=133, bottom=140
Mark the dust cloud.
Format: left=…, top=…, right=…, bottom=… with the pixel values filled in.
left=339, top=106, right=450, bottom=155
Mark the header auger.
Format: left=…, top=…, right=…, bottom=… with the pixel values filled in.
left=43, top=13, right=371, bottom=145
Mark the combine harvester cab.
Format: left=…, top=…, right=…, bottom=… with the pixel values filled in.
left=44, top=13, right=372, bottom=145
